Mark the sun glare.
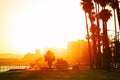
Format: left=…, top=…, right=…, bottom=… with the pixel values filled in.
left=1, top=0, right=86, bottom=54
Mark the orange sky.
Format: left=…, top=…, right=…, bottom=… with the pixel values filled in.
left=0, top=0, right=117, bottom=54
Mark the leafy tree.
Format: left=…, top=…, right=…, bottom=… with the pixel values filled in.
left=55, top=58, right=68, bottom=69
left=44, top=50, right=55, bottom=68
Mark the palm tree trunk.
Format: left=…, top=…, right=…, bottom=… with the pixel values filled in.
left=115, top=0, right=120, bottom=32
left=114, top=9, right=117, bottom=40
left=113, top=9, right=118, bottom=66
left=102, top=20, right=112, bottom=70
left=102, top=21, right=110, bottom=70
left=95, top=3, right=102, bottom=69
left=92, top=34, right=97, bottom=69
left=85, top=12, right=93, bottom=69
left=101, top=7, right=111, bottom=70
left=104, top=22, right=112, bottom=71
left=102, top=20, right=106, bottom=69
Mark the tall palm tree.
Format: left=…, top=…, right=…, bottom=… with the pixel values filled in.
left=93, top=0, right=102, bottom=69
left=99, top=9, right=112, bottom=25
left=90, top=22, right=98, bottom=67
left=99, top=9, right=112, bottom=70
left=109, top=0, right=117, bottom=40
left=109, top=0, right=118, bottom=67
left=96, top=0, right=110, bottom=8
left=81, top=0, right=94, bottom=69
left=114, top=0, right=120, bottom=31
left=90, top=23, right=101, bottom=69
left=94, top=0, right=112, bottom=70
left=85, top=2, right=98, bottom=69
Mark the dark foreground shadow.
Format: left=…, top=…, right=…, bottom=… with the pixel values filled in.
left=0, top=69, right=120, bottom=80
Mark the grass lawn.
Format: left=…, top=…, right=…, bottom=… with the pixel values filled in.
left=0, top=69, right=120, bottom=80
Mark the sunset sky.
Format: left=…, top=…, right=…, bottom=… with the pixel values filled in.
left=0, top=0, right=117, bottom=54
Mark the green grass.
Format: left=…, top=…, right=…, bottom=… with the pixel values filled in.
left=0, top=69, right=120, bottom=80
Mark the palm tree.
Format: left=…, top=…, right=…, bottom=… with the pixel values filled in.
left=109, top=0, right=117, bottom=39
left=81, top=0, right=94, bottom=69
left=90, top=22, right=99, bottom=69
left=82, top=1, right=98, bottom=69
left=109, top=0, right=118, bottom=68
left=114, top=0, right=120, bottom=30
left=95, top=0, right=110, bottom=8
left=93, top=0, right=102, bottom=69
left=94, top=0, right=112, bottom=70
left=99, top=9, right=112, bottom=70
left=44, top=50, right=55, bottom=68
left=99, top=9, right=112, bottom=23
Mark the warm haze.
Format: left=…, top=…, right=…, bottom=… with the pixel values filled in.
left=0, top=0, right=115, bottom=54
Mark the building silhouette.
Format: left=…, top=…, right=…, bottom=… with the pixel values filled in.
left=66, top=40, right=90, bottom=65
left=22, top=49, right=41, bottom=65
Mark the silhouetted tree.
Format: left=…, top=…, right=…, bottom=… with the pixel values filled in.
left=109, top=0, right=117, bottom=39
left=93, top=0, right=102, bottom=69
left=55, top=58, right=68, bottom=69
left=99, top=9, right=112, bottom=70
left=114, top=0, right=120, bottom=29
left=81, top=0, right=94, bottom=69
left=44, top=50, right=55, bottom=68
left=90, top=23, right=99, bottom=68
left=81, top=0, right=99, bottom=69
left=92, top=0, right=112, bottom=71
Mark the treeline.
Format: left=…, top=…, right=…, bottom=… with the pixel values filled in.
left=81, top=0, right=120, bottom=71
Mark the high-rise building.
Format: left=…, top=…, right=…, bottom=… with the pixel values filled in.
left=66, top=40, right=90, bottom=65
